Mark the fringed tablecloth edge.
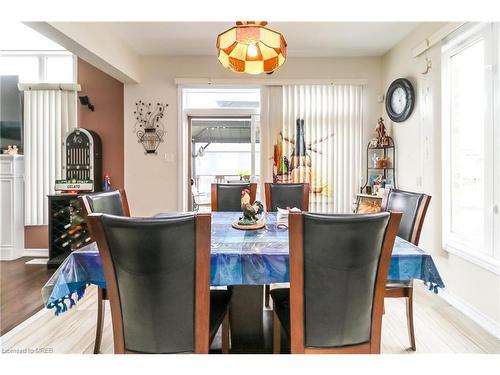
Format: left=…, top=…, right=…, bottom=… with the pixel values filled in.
left=423, top=280, right=445, bottom=294
left=46, top=283, right=89, bottom=315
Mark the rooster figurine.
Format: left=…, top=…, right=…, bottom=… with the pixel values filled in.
left=240, top=188, right=264, bottom=223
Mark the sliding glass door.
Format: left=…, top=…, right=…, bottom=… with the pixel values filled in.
left=182, top=87, right=261, bottom=211
left=189, top=115, right=260, bottom=210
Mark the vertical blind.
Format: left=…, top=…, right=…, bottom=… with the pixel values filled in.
left=280, top=85, right=363, bottom=213
left=23, top=89, right=77, bottom=225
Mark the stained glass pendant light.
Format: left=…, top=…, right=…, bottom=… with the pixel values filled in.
left=216, top=21, right=287, bottom=75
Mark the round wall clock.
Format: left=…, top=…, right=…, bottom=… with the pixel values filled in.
left=385, top=78, right=415, bottom=122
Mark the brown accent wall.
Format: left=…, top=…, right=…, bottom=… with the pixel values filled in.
left=77, top=58, right=124, bottom=189
left=24, top=226, right=49, bottom=249
left=24, top=58, right=124, bottom=249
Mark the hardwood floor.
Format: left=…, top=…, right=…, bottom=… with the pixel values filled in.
left=0, top=258, right=54, bottom=336
left=1, top=282, right=498, bottom=354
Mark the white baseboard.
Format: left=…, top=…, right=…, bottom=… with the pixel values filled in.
left=23, top=248, right=48, bottom=257
left=0, top=247, right=17, bottom=261
left=438, top=289, right=500, bottom=340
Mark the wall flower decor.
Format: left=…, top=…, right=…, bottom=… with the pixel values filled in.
left=134, top=101, right=168, bottom=154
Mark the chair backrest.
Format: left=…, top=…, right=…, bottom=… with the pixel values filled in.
left=79, top=189, right=130, bottom=219
left=381, top=188, right=431, bottom=245
left=288, top=211, right=401, bottom=354
left=264, top=183, right=310, bottom=212
left=211, top=183, right=257, bottom=211
left=86, top=213, right=211, bottom=354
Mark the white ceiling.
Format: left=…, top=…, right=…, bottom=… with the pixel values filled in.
left=99, top=22, right=419, bottom=57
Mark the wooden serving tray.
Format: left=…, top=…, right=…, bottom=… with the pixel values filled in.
left=231, top=220, right=265, bottom=230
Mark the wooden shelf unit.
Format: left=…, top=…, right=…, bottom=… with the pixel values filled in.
left=361, top=136, right=396, bottom=194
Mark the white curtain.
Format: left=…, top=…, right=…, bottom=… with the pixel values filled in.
left=260, top=86, right=283, bottom=198
left=267, top=84, right=363, bottom=213
left=23, top=89, right=77, bottom=225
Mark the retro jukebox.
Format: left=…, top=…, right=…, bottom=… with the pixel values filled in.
left=56, top=128, right=102, bottom=192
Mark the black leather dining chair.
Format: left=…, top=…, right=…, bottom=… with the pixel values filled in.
left=86, top=212, right=231, bottom=354
left=82, top=189, right=130, bottom=218
left=264, top=183, right=310, bottom=212
left=271, top=211, right=401, bottom=354
left=381, top=188, right=431, bottom=351
left=79, top=189, right=130, bottom=354
left=263, top=182, right=310, bottom=308
left=211, top=182, right=257, bottom=211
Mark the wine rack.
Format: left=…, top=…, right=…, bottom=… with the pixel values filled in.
left=47, top=194, right=91, bottom=268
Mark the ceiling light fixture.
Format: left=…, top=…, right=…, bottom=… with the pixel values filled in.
left=216, top=21, right=287, bottom=75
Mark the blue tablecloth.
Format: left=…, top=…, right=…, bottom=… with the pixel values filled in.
left=42, top=212, right=444, bottom=315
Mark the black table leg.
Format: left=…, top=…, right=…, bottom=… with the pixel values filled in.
left=229, top=285, right=267, bottom=352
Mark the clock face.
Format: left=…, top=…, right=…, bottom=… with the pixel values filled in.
left=390, top=87, right=407, bottom=115
left=385, top=78, right=415, bottom=122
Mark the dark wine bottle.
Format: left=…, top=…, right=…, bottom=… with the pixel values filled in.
left=53, top=206, right=71, bottom=218
left=55, top=232, right=69, bottom=245
left=290, top=119, right=311, bottom=169
left=72, top=231, right=84, bottom=240
left=293, top=119, right=306, bottom=154
left=73, top=241, right=83, bottom=249
left=62, top=235, right=84, bottom=249
left=289, top=119, right=312, bottom=185
left=70, top=214, right=84, bottom=227
left=70, top=207, right=82, bottom=215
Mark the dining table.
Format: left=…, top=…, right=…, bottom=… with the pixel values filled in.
left=42, top=211, right=445, bottom=351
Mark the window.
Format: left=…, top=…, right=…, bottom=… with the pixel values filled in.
left=45, top=54, right=75, bottom=83
left=442, top=23, right=500, bottom=272
left=0, top=52, right=75, bottom=83
left=184, top=88, right=260, bottom=109
left=0, top=55, right=40, bottom=82
left=0, top=22, right=75, bottom=83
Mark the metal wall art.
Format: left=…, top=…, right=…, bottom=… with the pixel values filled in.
left=134, top=101, right=167, bottom=154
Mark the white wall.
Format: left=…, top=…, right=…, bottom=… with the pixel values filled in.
left=124, top=55, right=383, bottom=216
left=382, top=23, right=500, bottom=333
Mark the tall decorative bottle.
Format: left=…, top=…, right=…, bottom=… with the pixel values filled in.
left=290, top=119, right=311, bottom=183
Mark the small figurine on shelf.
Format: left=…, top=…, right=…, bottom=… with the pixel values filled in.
left=376, top=117, right=389, bottom=146
left=376, top=158, right=388, bottom=168
left=372, top=174, right=384, bottom=195
left=377, top=187, right=386, bottom=197
left=3, top=145, right=19, bottom=155
left=103, top=174, right=111, bottom=192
